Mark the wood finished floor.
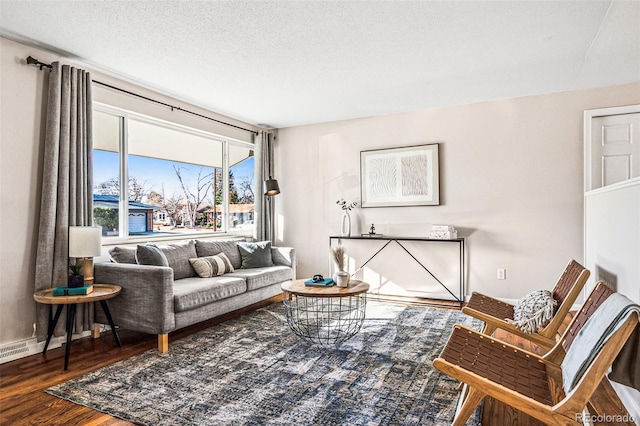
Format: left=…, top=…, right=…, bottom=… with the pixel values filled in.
left=0, top=297, right=623, bottom=426
left=0, top=295, right=284, bottom=426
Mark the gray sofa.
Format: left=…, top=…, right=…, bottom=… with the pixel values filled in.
left=94, top=239, right=295, bottom=352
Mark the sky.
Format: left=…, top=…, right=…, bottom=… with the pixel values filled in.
left=93, top=150, right=254, bottom=203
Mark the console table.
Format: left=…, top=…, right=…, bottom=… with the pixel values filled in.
left=329, top=236, right=465, bottom=307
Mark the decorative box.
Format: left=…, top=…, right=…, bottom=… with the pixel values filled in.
left=429, top=230, right=457, bottom=240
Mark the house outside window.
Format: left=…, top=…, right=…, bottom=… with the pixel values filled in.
left=92, top=106, right=255, bottom=239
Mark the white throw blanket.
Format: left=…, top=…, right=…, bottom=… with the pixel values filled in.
left=561, top=293, right=640, bottom=393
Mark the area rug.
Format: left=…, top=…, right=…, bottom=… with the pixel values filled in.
left=47, top=301, right=482, bottom=425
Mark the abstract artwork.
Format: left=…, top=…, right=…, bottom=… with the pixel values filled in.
left=361, top=144, right=439, bottom=207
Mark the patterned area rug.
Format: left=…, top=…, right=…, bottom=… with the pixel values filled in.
left=47, top=301, right=481, bottom=425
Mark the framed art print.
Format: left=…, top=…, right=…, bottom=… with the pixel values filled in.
left=360, top=144, right=439, bottom=207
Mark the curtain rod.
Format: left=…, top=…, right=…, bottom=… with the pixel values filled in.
left=26, top=56, right=259, bottom=136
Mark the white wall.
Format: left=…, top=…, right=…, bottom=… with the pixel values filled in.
left=585, top=177, right=640, bottom=301
left=0, top=36, right=257, bottom=349
left=584, top=177, right=640, bottom=421
left=1, top=38, right=50, bottom=345
left=275, top=82, right=640, bottom=301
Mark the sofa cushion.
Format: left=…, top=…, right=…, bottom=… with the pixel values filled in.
left=237, top=241, right=274, bottom=268
left=172, top=276, right=247, bottom=312
left=189, top=253, right=235, bottom=278
left=195, top=239, right=244, bottom=270
left=108, top=246, right=137, bottom=264
left=159, top=240, right=198, bottom=280
left=135, top=244, right=169, bottom=267
left=226, top=265, right=292, bottom=291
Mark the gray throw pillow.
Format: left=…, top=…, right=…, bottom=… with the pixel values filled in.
left=189, top=253, right=235, bottom=278
left=237, top=241, right=274, bottom=268
left=108, top=246, right=137, bottom=264
left=159, top=240, right=198, bottom=280
left=136, top=244, right=169, bottom=267
left=195, top=239, right=244, bottom=270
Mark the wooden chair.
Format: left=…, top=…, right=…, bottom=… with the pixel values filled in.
left=434, top=282, right=639, bottom=426
left=462, top=259, right=590, bottom=349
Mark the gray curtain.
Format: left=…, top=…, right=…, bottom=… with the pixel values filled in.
left=253, top=131, right=275, bottom=242
left=34, top=62, right=93, bottom=341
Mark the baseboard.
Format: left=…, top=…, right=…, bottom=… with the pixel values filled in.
left=0, top=330, right=92, bottom=364
left=492, top=297, right=518, bottom=305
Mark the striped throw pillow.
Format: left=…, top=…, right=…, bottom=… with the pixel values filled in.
left=189, top=253, right=235, bottom=278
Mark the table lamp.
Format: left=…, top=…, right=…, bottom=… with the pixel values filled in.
left=69, top=226, right=102, bottom=284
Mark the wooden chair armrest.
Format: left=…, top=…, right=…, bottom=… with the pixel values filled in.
left=462, top=307, right=557, bottom=349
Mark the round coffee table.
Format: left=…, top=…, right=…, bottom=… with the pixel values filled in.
left=281, top=279, right=370, bottom=345
left=33, top=284, right=122, bottom=370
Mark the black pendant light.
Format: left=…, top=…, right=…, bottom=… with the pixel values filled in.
left=263, top=176, right=280, bottom=196
left=263, top=131, right=280, bottom=196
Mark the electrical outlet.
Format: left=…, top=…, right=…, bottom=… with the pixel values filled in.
left=497, top=269, right=506, bottom=280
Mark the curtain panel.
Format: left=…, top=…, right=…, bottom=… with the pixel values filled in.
left=253, top=131, right=276, bottom=242
left=34, top=62, right=93, bottom=341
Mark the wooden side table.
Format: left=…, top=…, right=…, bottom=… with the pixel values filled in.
left=281, top=279, right=370, bottom=345
left=33, top=284, right=122, bottom=370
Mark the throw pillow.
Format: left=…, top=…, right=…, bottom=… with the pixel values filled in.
left=237, top=241, right=274, bottom=268
left=108, top=246, right=137, bottom=264
left=135, top=244, right=169, bottom=267
left=189, top=253, right=235, bottom=278
left=195, top=239, right=244, bottom=270
left=159, top=240, right=198, bottom=280
left=507, top=289, right=558, bottom=334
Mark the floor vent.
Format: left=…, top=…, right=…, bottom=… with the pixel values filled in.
left=0, top=340, right=30, bottom=360
left=1, top=331, right=95, bottom=364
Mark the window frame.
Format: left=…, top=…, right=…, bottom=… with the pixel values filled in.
left=93, top=102, right=255, bottom=244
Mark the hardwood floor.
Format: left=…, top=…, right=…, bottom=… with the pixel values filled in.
left=0, top=297, right=630, bottom=425
left=0, top=296, right=284, bottom=426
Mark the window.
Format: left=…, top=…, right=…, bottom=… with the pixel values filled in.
left=93, top=107, right=255, bottom=238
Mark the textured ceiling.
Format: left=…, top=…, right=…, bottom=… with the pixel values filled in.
left=1, top=0, right=639, bottom=128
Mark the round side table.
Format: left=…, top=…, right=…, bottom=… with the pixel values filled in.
left=33, top=284, right=122, bottom=370
left=281, top=279, right=370, bottom=345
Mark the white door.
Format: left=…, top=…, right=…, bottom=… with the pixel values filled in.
left=589, top=111, right=640, bottom=190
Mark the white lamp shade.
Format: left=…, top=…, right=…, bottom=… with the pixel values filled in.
left=68, top=226, right=102, bottom=258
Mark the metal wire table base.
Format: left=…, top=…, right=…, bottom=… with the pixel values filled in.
left=283, top=293, right=367, bottom=345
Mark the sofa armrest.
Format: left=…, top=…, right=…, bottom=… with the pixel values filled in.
left=272, top=246, right=296, bottom=279
left=94, top=262, right=176, bottom=335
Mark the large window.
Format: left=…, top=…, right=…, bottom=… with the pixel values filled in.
left=93, top=107, right=255, bottom=238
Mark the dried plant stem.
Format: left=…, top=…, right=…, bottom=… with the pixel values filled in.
left=332, top=244, right=345, bottom=270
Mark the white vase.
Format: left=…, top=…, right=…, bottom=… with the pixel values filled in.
left=333, top=270, right=350, bottom=287
left=340, top=211, right=351, bottom=237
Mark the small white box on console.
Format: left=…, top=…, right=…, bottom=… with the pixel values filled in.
left=428, top=230, right=458, bottom=240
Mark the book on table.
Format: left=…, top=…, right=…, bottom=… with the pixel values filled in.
left=304, top=278, right=334, bottom=286
left=53, top=285, right=94, bottom=296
